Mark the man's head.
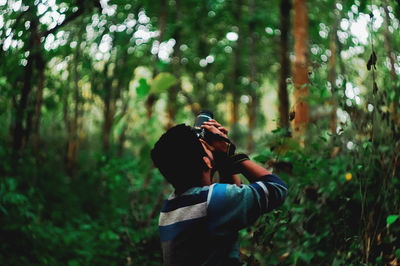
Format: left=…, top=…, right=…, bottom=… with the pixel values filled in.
left=151, top=124, right=214, bottom=194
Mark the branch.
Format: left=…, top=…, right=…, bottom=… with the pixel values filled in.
left=42, top=9, right=84, bottom=38
left=179, top=90, right=197, bottom=116
left=0, top=10, right=28, bottom=54
left=42, top=0, right=102, bottom=38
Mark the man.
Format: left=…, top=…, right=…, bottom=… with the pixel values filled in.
left=151, top=119, right=287, bottom=265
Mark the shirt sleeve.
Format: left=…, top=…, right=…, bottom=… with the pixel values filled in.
left=206, top=174, right=287, bottom=235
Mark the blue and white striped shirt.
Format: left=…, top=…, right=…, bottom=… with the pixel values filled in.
left=159, top=174, right=287, bottom=265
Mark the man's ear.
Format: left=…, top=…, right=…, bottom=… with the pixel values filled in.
left=202, top=156, right=212, bottom=169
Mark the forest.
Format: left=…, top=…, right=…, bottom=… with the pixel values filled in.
left=0, top=0, right=399, bottom=265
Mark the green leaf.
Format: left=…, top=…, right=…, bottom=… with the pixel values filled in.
left=0, top=204, right=8, bottom=215
left=300, top=82, right=310, bottom=89
left=151, top=72, right=176, bottom=93
left=363, top=141, right=371, bottom=149
left=253, top=154, right=269, bottom=163
left=387, top=215, right=399, bottom=226
left=0, top=77, right=7, bottom=86
left=136, top=78, right=150, bottom=98
left=68, top=260, right=80, bottom=266
left=395, top=249, right=400, bottom=258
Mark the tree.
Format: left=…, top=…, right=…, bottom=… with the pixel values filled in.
left=329, top=2, right=339, bottom=136
left=278, top=0, right=291, bottom=131
left=10, top=1, right=100, bottom=154
left=383, top=0, right=399, bottom=122
left=292, top=0, right=310, bottom=142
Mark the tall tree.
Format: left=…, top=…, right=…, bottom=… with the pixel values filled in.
left=12, top=5, right=39, bottom=152
left=31, top=51, right=45, bottom=157
left=166, top=0, right=182, bottom=129
left=229, top=0, right=243, bottom=133
left=329, top=2, right=339, bottom=136
left=64, top=29, right=85, bottom=176
left=383, top=0, right=399, bottom=122
left=278, top=0, right=292, bottom=131
left=247, top=0, right=259, bottom=151
left=11, top=1, right=99, bottom=153
left=292, top=0, right=310, bottom=142
left=146, top=0, right=168, bottom=118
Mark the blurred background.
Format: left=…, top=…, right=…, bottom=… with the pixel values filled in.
left=0, top=0, right=399, bottom=264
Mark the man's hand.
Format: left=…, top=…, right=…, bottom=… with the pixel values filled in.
left=202, top=119, right=228, bottom=137
left=201, top=120, right=229, bottom=153
left=201, top=119, right=272, bottom=182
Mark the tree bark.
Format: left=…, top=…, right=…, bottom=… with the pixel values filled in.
left=66, top=50, right=81, bottom=176
left=278, top=0, right=291, bottom=131
left=329, top=3, right=339, bottom=135
left=292, top=0, right=310, bottom=142
left=102, top=63, right=114, bottom=153
left=247, top=0, right=259, bottom=151
left=114, top=51, right=131, bottom=157
left=117, top=99, right=129, bottom=157
left=12, top=2, right=90, bottom=153
left=166, top=0, right=182, bottom=129
left=12, top=17, right=38, bottom=152
left=383, top=0, right=399, bottom=122
left=230, top=93, right=240, bottom=126
left=157, top=0, right=167, bottom=47
left=32, top=54, right=45, bottom=156
left=103, top=43, right=131, bottom=153
left=247, top=96, right=257, bottom=151
left=146, top=0, right=168, bottom=118
left=230, top=0, right=242, bottom=132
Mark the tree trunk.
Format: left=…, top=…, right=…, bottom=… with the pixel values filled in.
left=102, top=63, right=114, bottom=153
left=230, top=0, right=242, bottom=134
left=292, top=0, right=309, bottom=142
left=13, top=17, right=38, bottom=152
left=383, top=0, right=399, bottom=122
left=278, top=0, right=291, bottom=131
left=146, top=0, right=168, bottom=118
left=32, top=53, right=46, bottom=157
left=117, top=100, right=129, bottom=157
left=103, top=45, right=130, bottom=153
left=157, top=0, right=167, bottom=47
left=166, top=0, right=182, bottom=129
left=230, top=93, right=240, bottom=126
left=247, top=96, right=257, bottom=151
left=62, top=83, right=71, bottom=169
left=12, top=2, right=87, bottom=153
left=66, top=51, right=81, bottom=176
left=247, top=0, right=259, bottom=151
left=114, top=49, right=131, bottom=156
left=329, top=3, right=339, bottom=135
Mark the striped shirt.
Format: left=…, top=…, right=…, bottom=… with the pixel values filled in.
left=159, top=174, right=287, bottom=265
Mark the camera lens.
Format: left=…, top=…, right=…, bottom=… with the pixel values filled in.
left=194, top=110, right=213, bottom=130
left=193, top=110, right=213, bottom=138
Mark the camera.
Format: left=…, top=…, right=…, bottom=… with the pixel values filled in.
left=193, top=110, right=213, bottom=139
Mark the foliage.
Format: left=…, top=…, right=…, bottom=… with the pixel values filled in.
left=0, top=0, right=399, bottom=265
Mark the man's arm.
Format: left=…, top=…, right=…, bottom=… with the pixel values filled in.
left=219, top=160, right=270, bottom=186
left=202, top=120, right=287, bottom=234
left=207, top=174, right=287, bottom=234
left=239, top=159, right=271, bottom=182
left=201, top=120, right=275, bottom=183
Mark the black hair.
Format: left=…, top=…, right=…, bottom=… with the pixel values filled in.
left=150, top=124, right=208, bottom=194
